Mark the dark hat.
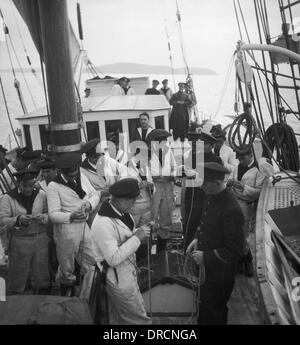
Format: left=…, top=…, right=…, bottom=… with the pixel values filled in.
left=152, top=79, right=159, bottom=84
left=119, top=77, right=130, bottom=82
left=0, top=145, right=8, bottom=154
left=16, top=146, right=29, bottom=158
left=186, top=131, right=202, bottom=141
left=147, top=129, right=171, bottom=142
left=235, top=146, right=253, bottom=158
left=199, top=132, right=218, bottom=144
left=21, top=150, right=42, bottom=161
left=178, top=82, right=186, bottom=86
left=55, top=152, right=82, bottom=169
left=109, top=178, right=140, bottom=199
left=84, top=88, right=91, bottom=91
left=210, top=125, right=226, bottom=139
left=203, top=162, right=230, bottom=181
left=38, top=159, right=56, bottom=170
left=13, top=167, right=39, bottom=181
left=80, top=139, right=100, bottom=157
left=162, top=79, right=168, bottom=83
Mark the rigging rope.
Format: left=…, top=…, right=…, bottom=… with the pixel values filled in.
left=8, top=0, right=41, bottom=86
left=1, top=7, right=38, bottom=111
left=0, top=75, right=20, bottom=147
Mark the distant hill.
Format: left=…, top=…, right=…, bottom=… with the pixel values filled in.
left=0, top=62, right=217, bottom=75
left=95, top=62, right=217, bottom=76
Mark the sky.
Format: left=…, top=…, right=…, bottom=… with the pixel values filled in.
left=0, top=0, right=294, bottom=76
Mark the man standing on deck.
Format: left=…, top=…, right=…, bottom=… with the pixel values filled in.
left=186, top=162, right=244, bottom=325
left=169, top=82, right=192, bottom=142
left=145, top=80, right=160, bottom=95
left=227, top=147, right=265, bottom=277
left=183, top=131, right=223, bottom=250
left=149, top=129, right=176, bottom=252
left=80, top=139, right=111, bottom=226
left=210, top=125, right=237, bottom=174
left=0, top=167, right=51, bottom=294
left=160, top=79, right=173, bottom=103
left=46, top=152, right=100, bottom=296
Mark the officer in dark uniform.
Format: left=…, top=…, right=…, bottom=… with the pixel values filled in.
left=183, top=131, right=222, bottom=250
left=186, top=162, right=244, bottom=325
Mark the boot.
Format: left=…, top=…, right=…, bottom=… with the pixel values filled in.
left=243, top=250, right=254, bottom=277
left=60, top=283, right=75, bottom=297
left=156, top=236, right=167, bottom=253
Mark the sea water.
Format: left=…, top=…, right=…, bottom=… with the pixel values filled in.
left=0, top=70, right=299, bottom=148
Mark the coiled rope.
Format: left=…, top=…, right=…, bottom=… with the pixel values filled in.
left=228, top=112, right=258, bottom=154
left=263, top=123, right=299, bottom=172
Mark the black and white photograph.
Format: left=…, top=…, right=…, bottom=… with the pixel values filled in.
left=0, top=0, right=300, bottom=335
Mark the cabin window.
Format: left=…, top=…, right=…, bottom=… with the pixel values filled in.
left=155, top=116, right=165, bottom=129
left=105, top=120, right=123, bottom=146
left=23, top=125, right=32, bottom=150
left=86, top=121, right=100, bottom=141
left=39, top=125, right=51, bottom=151
left=128, top=118, right=140, bottom=141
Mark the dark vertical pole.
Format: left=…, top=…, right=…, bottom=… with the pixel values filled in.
left=38, top=0, right=81, bottom=152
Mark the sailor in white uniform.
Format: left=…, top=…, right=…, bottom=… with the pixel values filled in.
left=227, top=147, right=265, bottom=276
left=46, top=152, right=100, bottom=295
left=91, top=178, right=152, bottom=325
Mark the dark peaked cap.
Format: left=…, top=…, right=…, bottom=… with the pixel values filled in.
left=203, top=162, right=230, bottom=181
left=80, top=139, right=100, bottom=156
left=199, top=132, right=218, bottom=145
left=13, top=167, right=39, bottom=181
left=38, top=159, right=56, bottom=169
left=109, top=178, right=140, bottom=199
left=55, top=152, right=82, bottom=169
left=21, top=150, right=42, bottom=160
left=147, top=129, right=171, bottom=141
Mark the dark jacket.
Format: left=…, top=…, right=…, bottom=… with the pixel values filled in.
left=193, top=188, right=244, bottom=267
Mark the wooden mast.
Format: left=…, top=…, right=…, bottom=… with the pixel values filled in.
left=38, top=0, right=81, bottom=153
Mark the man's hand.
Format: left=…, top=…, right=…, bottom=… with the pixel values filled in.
left=191, top=250, right=204, bottom=265
left=32, top=214, right=48, bottom=224
left=81, top=201, right=92, bottom=214
left=232, top=181, right=244, bottom=192
left=18, top=215, right=33, bottom=226
left=134, top=225, right=151, bottom=244
left=186, top=238, right=198, bottom=254
left=70, top=210, right=87, bottom=223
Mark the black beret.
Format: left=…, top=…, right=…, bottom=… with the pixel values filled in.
left=21, top=150, right=42, bottom=161
left=13, top=167, right=39, bottom=181
left=55, top=152, right=82, bottom=169
left=147, top=129, right=171, bottom=142
left=109, top=178, right=140, bottom=199
left=203, top=162, right=230, bottom=181
left=178, top=82, right=186, bottom=86
left=199, top=132, right=218, bottom=144
left=162, top=79, right=168, bottom=83
left=80, top=139, right=100, bottom=156
left=152, top=79, right=159, bottom=84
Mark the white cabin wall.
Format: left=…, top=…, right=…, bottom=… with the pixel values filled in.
left=30, top=125, right=41, bottom=150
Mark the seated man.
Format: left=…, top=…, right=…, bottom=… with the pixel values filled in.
left=0, top=167, right=50, bottom=294
left=227, top=147, right=265, bottom=277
